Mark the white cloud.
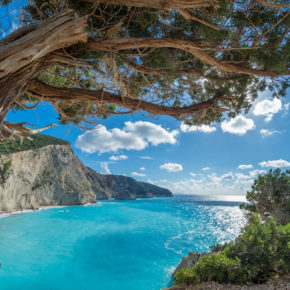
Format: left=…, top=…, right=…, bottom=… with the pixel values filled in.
left=109, top=155, right=128, bottom=161
left=160, top=162, right=183, bottom=172
left=282, top=103, right=290, bottom=118
left=180, top=123, right=216, bottom=133
left=249, top=170, right=266, bottom=178
left=131, top=172, right=146, bottom=177
left=75, top=121, right=179, bottom=153
left=208, top=173, right=222, bottom=184
left=139, top=156, right=152, bottom=159
left=238, top=164, right=253, bottom=170
left=190, top=172, right=196, bottom=177
left=150, top=171, right=255, bottom=196
left=140, top=167, right=145, bottom=171
left=235, top=173, right=250, bottom=180
left=221, top=172, right=234, bottom=180
left=253, top=98, right=282, bottom=122
left=260, top=129, right=281, bottom=138
left=259, top=159, right=290, bottom=168
left=100, top=162, right=111, bottom=174
left=221, top=116, right=255, bottom=135
left=202, top=167, right=211, bottom=171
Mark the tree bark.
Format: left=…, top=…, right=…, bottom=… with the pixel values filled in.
left=87, top=38, right=288, bottom=77
left=27, top=80, right=227, bottom=117
left=256, top=0, right=290, bottom=9
left=0, top=10, right=87, bottom=139
left=81, top=0, right=220, bottom=9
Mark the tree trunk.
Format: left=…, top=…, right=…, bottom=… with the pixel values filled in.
left=0, top=10, right=87, bottom=139
left=82, top=0, right=220, bottom=9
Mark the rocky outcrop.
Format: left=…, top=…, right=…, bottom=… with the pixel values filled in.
left=115, top=190, right=136, bottom=200
left=172, top=251, right=209, bottom=277
left=0, top=144, right=172, bottom=212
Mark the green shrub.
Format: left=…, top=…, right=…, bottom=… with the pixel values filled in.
left=174, top=254, right=245, bottom=285
left=174, top=215, right=290, bottom=285
left=209, top=242, right=229, bottom=252
left=224, top=215, right=290, bottom=283
left=174, top=268, right=199, bottom=285
left=3, top=160, right=12, bottom=174
left=193, top=253, right=245, bottom=284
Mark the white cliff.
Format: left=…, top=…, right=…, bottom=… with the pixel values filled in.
left=0, top=141, right=172, bottom=212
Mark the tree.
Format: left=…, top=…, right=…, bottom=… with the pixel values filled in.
left=0, top=0, right=289, bottom=140
left=240, top=169, right=290, bottom=225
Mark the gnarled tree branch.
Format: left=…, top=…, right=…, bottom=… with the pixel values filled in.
left=87, top=38, right=289, bottom=77
left=256, top=0, right=290, bottom=8
left=26, top=80, right=227, bottom=118
left=80, top=0, right=221, bottom=9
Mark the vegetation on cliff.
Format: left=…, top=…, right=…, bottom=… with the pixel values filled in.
left=0, top=134, right=69, bottom=155
left=174, top=169, right=290, bottom=286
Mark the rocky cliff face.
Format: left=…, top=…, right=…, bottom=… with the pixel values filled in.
left=0, top=144, right=172, bottom=212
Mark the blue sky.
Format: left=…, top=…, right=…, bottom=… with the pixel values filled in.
left=2, top=2, right=290, bottom=196
left=6, top=89, right=290, bottom=196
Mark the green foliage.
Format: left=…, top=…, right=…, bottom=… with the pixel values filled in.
left=0, top=0, right=12, bottom=6
left=240, top=169, right=290, bottom=225
left=174, top=254, right=245, bottom=285
left=209, top=242, right=229, bottom=252
left=16, top=0, right=289, bottom=127
left=0, top=134, right=69, bottom=155
left=3, top=160, right=12, bottom=174
left=174, top=215, right=290, bottom=286
left=174, top=268, right=200, bottom=285
left=225, top=215, right=290, bottom=283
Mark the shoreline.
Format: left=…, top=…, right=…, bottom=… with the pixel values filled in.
left=0, top=202, right=101, bottom=219
left=0, top=205, right=66, bottom=219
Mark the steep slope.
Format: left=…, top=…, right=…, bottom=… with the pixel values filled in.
left=0, top=144, right=96, bottom=211
left=0, top=136, right=172, bottom=212
left=85, top=167, right=172, bottom=200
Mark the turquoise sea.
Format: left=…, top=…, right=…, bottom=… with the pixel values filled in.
left=0, top=195, right=246, bottom=290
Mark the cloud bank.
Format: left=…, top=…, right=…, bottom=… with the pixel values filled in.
left=259, top=159, right=290, bottom=168
left=75, top=121, right=179, bottom=153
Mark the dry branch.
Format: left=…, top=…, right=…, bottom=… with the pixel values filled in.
left=177, top=9, right=220, bottom=30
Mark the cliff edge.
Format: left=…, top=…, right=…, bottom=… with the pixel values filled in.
left=0, top=135, right=172, bottom=212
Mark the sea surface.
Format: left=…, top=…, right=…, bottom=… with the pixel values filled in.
left=0, top=195, right=246, bottom=290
